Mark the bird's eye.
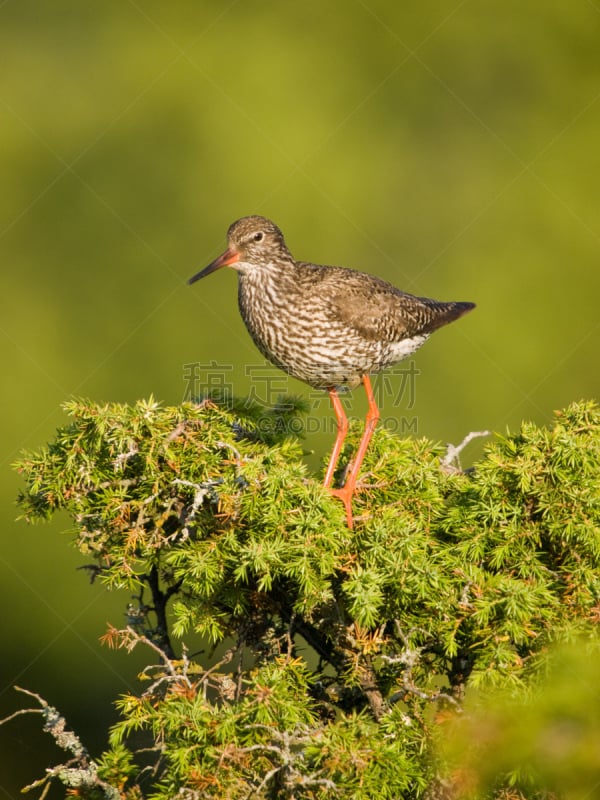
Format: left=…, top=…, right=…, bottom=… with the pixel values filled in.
left=253, top=231, right=264, bottom=242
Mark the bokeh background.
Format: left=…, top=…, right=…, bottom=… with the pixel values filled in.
left=1, top=1, right=599, bottom=794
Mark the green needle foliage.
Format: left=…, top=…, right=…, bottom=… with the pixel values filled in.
left=10, top=398, right=600, bottom=799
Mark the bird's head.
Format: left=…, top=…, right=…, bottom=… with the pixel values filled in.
left=188, top=216, right=292, bottom=284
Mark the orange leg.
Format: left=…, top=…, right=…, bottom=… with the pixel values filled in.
left=323, top=387, right=349, bottom=488
left=326, top=375, right=380, bottom=528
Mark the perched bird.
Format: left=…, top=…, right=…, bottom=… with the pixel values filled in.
left=188, top=216, right=475, bottom=527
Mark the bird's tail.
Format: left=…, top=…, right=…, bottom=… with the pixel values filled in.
left=420, top=300, right=476, bottom=334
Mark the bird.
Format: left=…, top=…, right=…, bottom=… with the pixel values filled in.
left=188, top=215, right=475, bottom=527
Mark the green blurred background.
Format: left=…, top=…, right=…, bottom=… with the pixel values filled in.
left=1, top=1, right=599, bottom=794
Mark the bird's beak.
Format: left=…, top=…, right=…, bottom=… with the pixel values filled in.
left=187, top=247, right=240, bottom=285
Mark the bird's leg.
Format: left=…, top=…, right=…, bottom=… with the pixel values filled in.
left=329, top=375, right=380, bottom=528
left=323, top=388, right=349, bottom=488
left=348, top=374, right=381, bottom=487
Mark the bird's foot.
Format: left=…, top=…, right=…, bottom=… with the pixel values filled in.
left=328, top=485, right=355, bottom=529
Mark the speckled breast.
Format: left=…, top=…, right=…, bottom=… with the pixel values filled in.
left=237, top=271, right=417, bottom=390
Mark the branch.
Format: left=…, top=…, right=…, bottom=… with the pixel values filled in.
left=1, top=687, right=120, bottom=799
left=358, top=658, right=385, bottom=721
left=272, top=586, right=345, bottom=671
left=440, top=430, right=491, bottom=473
left=145, top=565, right=177, bottom=658
left=238, top=724, right=338, bottom=799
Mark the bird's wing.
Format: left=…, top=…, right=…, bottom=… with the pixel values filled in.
left=298, top=265, right=431, bottom=341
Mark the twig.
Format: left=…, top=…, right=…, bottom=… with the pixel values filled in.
left=383, top=624, right=462, bottom=710
left=215, top=439, right=243, bottom=463
left=172, top=478, right=221, bottom=538
left=440, top=430, right=491, bottom=473
left=238, top=725, right=338, bottom=799
left=77, top=563, right=105, bottom=584
left=1, top=687, right=120, bottom=799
